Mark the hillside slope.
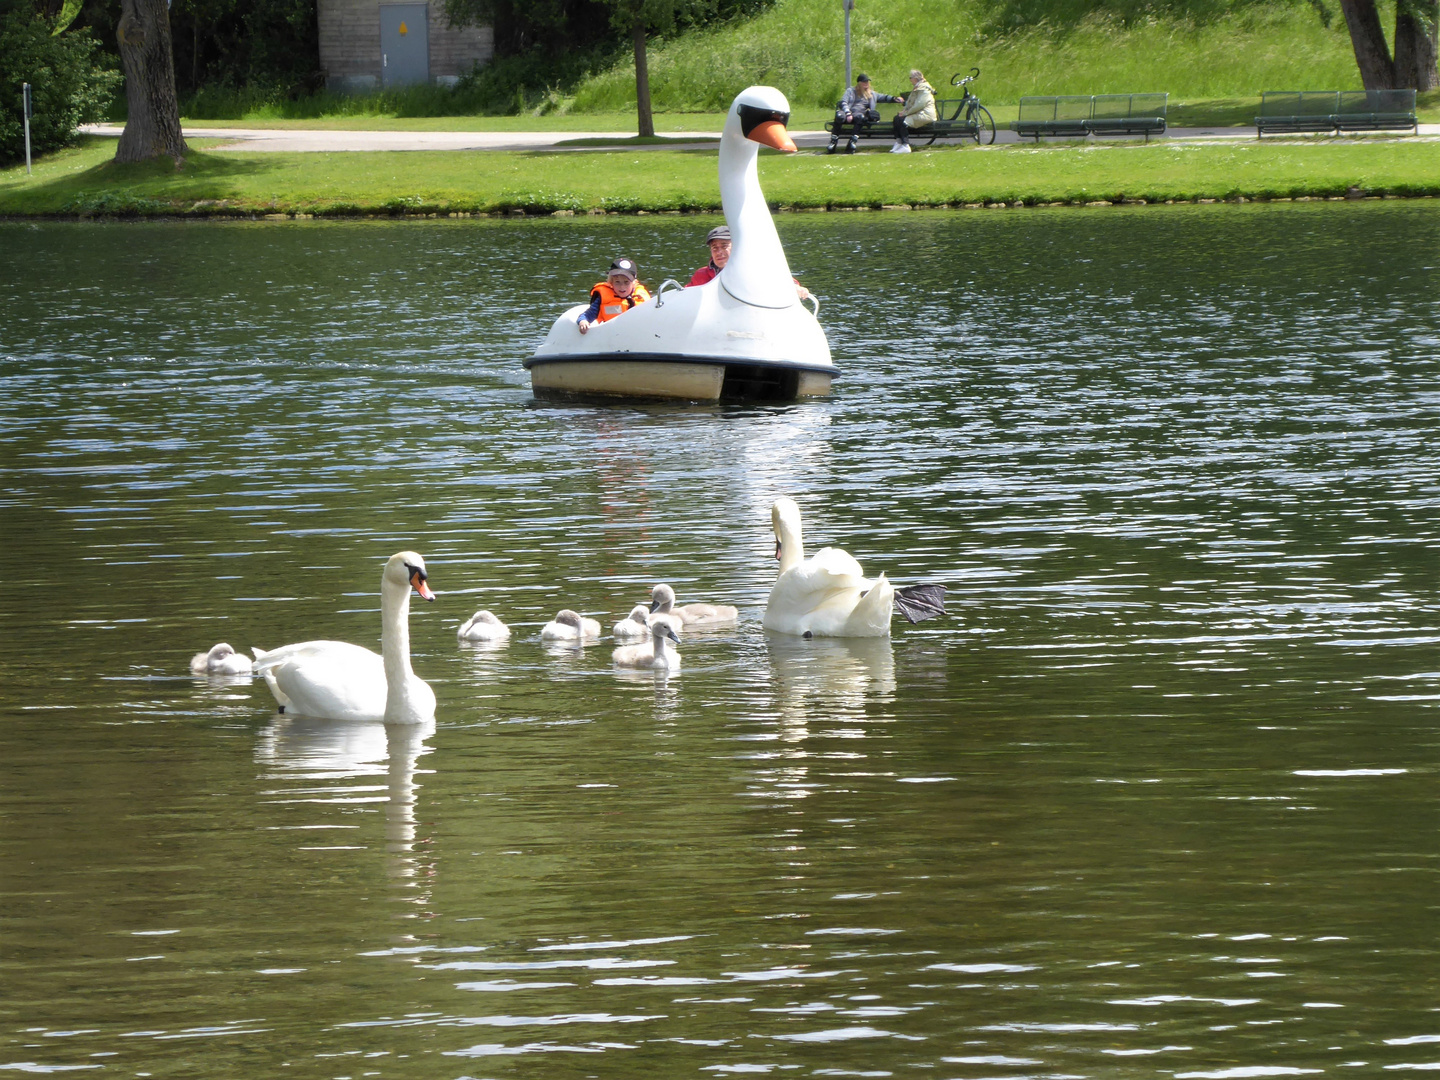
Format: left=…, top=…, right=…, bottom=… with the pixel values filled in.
left=569, top=0, right=1369, bottom=111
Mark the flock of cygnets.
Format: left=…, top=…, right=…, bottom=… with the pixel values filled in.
left=452, top=580, right=740, bottom=674
left=189, top=498, right=947, bottom=725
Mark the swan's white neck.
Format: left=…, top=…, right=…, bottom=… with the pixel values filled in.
left=777, top=517, right=804, bottom=575
left=380, top=576, right=419, bottom=720
left=651, top=625, right=678, bottom=666
left=719, top=119, right=796, bottom=309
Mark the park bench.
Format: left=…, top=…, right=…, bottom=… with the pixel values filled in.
left=1011, top=93, right=1169, bottom=141
left=824, top=98, right=981, bottom=146
left=1255, top=90, right=1417, bottom=136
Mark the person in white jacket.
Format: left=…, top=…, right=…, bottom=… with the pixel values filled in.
left=891, top=69, right=937, bottom=154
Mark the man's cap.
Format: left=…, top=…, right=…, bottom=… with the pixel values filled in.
left=609, top=258, right=638, bottom=280
left=706, top=226, right=731, bottom=245
left=856, top=73, right=870, bottom=83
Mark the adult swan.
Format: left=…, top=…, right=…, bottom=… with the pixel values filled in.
left=252, top=552, right=437, bottom=724
left=764, top=499, right=948, bottom=638
left=526, top=86, right=836, bottom=403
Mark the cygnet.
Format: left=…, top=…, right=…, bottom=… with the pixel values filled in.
left=650, top=583, right=739, bottom=628
left=541, top=609, right=602, bottom=642
left=612, top=613, right=682, bottom=671
left=190, top=642, right=253, bottom=676
left=612, top=604, right=651, bottom=642
left=457, top=610, right=510, bottom=641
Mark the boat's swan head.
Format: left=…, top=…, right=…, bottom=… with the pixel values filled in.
left=387, top=551, right=435, bottom=601
left=727, top=86, right=797, bottom=154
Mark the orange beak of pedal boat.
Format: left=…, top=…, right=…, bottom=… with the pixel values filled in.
left=750, top=119, right=797, bottom=154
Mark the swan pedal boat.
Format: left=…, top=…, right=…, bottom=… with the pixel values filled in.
left=526, top=87, right=837, bottom=404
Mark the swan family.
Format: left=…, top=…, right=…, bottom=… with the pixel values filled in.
left=191, top=500, right=945, bottom=722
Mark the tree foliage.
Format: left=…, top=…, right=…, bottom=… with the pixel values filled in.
left=0, top=5, right=119, bottom=163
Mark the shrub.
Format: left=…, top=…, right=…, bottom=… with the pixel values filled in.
left=0, top=8, right=120, bottom=164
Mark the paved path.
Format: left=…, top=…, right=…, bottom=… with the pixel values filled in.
left=81, top=122, right=1440, bottom=152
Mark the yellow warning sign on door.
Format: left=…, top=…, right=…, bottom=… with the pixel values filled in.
left=398, top=20, right=408, bottom=33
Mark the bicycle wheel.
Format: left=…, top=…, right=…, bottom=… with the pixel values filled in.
left=973, top=105, right=996, bottom=145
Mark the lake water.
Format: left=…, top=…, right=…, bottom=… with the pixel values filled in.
left=1, top=204, right=1439, bottom=1079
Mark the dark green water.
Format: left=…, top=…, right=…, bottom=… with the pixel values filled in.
left=1, top=205, right=1438, bottom=1078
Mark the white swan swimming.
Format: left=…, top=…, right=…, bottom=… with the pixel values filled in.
left=613, top=613, right=682, bottom=671
left=541, top=609, right=602, bottom=642
left=612, top=604, right=651, bottom=642
left=650, top=583, right=739, bottom=628
left=457, top=610, right=510, bottom=642
left=251, top=551, right=437, bottom=724
left=190, top=642, right=253, bottom=675
left=526, top=86, right=834, bottom=402
left=763, top=498, right=947, bottom=638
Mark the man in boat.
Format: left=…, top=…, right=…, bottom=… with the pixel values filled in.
left=577, top=258, right=651, bottom=334
left=686, top=226, right=812, bottom=300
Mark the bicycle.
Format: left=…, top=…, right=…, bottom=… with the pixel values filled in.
left=950, top=68, right=996, bottom=145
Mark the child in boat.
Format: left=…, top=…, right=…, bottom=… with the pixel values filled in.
left=577, top=258, right=651, bottom=334
left=685, top=226, right=812, bottom=301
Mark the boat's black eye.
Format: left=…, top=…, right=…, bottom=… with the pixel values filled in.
left=739, top=104, right=790, bottom=137
left=407, top=564, right=426, bottom=581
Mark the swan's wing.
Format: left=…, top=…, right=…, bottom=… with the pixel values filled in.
left=808, top=546, right=867, bottom=581
left=253, top=641, right=386, bottom=721
left=893, top=584, right=947, bottom=624
left=252, top=640, right=379, bottom=671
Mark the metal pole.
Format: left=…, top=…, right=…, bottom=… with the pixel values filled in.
left=843, top=0, right=853, bottom=90
left=23, top=82, right=32, bottom=176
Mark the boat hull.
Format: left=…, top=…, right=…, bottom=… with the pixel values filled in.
left=526, top=352, right=834, bottom=403
left=528, top=284, right=836, bottom=404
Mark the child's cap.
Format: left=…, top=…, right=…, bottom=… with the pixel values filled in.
left=609, top=258, right=638, bottom=280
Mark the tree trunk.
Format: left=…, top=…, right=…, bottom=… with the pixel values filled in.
left=632, top=18, right=654, bottom=138
left=115, top=0, right=187, bottom=164
left=1340, top=0, right=1397, bottom=88
left=1395, top=0, right=1439, bottom=89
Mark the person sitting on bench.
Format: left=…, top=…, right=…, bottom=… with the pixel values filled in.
left=891, top=69, right=937, bottom=154
left=829, top=73, right=903, bottom=154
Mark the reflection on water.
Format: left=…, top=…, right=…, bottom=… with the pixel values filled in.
left=2, top=205, right=1440, bottom=1077
left=257, top=716, right=436, bottom=913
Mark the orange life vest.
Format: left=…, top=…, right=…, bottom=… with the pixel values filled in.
left=591, top=280, right=651, bottom=322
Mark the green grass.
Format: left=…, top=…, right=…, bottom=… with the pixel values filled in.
left=4, top=135, right=1439, bottom=217
left=173, top=111, right=748, bottom=132
left=156, top=0, right=1440, bottom=127
left=568, top=0, right=1372, bottom=113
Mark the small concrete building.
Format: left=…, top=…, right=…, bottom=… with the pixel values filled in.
left=318, top=0, right=493, bottom=91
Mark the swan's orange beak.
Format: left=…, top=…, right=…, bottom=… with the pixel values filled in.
left=751, top=120, right=797, bottom=154
left=411, top=571, right=435, bottom=601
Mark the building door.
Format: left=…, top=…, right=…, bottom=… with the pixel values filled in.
left=380, top=3, right=429, bottom=87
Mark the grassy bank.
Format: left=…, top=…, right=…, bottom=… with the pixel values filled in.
left=169, top=94, right=1440, bottom=132
left=4, top=136, right=1439, bottom=217
left=161, top=0, right=1430, bottom=124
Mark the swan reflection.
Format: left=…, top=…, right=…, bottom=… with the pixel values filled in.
left=764, top=632, right=896, bottom=743
left=255, top=716, right=436, bottom=902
